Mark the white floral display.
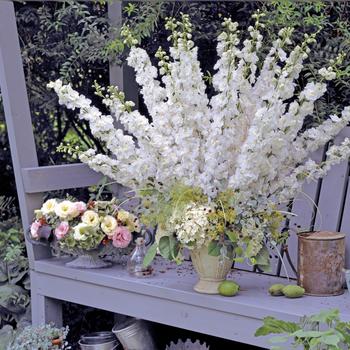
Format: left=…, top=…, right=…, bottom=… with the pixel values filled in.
left=170, top=204, right=211, bottom=249
left=48, top=14, right=350, bottom=259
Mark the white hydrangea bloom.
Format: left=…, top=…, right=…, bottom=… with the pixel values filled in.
left=170, top=204, right=211, bottom=249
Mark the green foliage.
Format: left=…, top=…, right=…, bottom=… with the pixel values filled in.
left=7, top=323, right=70, bottom=350
left=139, top=183, right=207, bottom=230
left=255, top=247, right=271, bottom=272
left=106, top=1, right=165, bottom=57
left=259, top=0, right=350, bottom=127
left=143, top=242, right=157, bottom=267
left=207, top=241, right=221, bottom=257
left=0, top=203, right=29, bottom=331
left=255, top=309, right=350, bottom=349
left=158, top=235, right=180, bottom=263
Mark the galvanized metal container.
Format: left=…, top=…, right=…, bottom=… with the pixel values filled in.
left=112, top=318, right=155, bottom=350
left=79, top=331, right=119, bottom=350
left=298, top=231, right=345, bottom=296
left=78, top=340, right=119, bottom=350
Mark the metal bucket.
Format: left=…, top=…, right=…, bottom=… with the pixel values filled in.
left=112, top=318, right=155, bottom=350
left=298, top=231, right=345, bottom=296
left=78, top=340, right=119, bottom=350
left=79, top=331, right=119, bottom=350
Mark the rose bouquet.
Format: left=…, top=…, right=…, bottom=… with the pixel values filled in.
left=30, top=197, right=141, bottom=268
left=48, top=12, right=350, bottom=285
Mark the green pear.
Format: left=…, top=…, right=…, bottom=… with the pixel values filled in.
left=218, top=280, right=240, bottom=297
left=268, top=284, right=285, bottom=296
left=282, top=285, right=305, bottom=298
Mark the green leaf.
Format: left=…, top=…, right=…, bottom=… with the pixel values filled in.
left=255, top=247, right=270, bottom=266
left=143, top=243, right=157, bottom=267
left=309, top=308, right=339, bottom=324
left=256, top=247, right=272, bottom=272
left=208, top=241, right=221, bottom=256
left=226, top=231, right=238, bottom=243
left=317, top=334, right=342, bottom=347
left=158, top=236, right=179, bottom=261
left=257, top=263, right=272, bottom=273
left=255, top=317, right=300, bottom=337
left=269, top=335, right=290, bottom=344
left=234, top=246, right=244, bottom=256
left=292, top=330, right=323, bottom=338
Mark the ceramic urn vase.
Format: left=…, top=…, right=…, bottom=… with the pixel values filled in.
left=190, top=244, right=233, bottom=294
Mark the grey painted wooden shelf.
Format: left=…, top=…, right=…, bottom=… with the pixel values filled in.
left=32, top=257, right=350, bottom=349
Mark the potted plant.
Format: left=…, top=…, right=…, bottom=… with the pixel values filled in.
left=48, top=12, right=350, bottom=291
left=7, top=323, right=70, bottom=350
left=141, top=186, right=283, bottom=293
left=30, top=197, right=141, bottom=268
left=255, top=308, right=350, bottom=349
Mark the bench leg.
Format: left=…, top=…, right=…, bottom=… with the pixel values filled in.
left=31, top=293, right=62, bottom=327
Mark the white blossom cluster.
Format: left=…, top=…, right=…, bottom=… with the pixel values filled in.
left=169, top=203, right=211, bottom=249
left=49, top=14, right=350, bottom=209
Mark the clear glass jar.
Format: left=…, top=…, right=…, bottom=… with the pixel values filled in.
left=127, top=237, right=153, bottom=277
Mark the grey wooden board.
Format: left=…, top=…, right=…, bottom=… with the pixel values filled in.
left=313, top=127, right=350, bottom=232
left=22, top=163, right=104, bottom=193
left=0, top=0, right=49, bottom=264
left=280, top=147, right=325, bottom=278
left=340, top=177, right=350, bottom=269
left=33, top=258, right=350, bottom=348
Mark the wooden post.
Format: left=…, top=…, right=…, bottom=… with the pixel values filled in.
left=108, top=0, right=139, bottom=105
left=0, top=1, right=51, bottom=265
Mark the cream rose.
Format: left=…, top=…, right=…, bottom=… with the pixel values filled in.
left=81, top=210, right=99, bottom=227
left=73, top=223, right=93, bottom=241
left=41, top=199, right=57, bottom=215
left=101, top=215, right=117, bottom=235
left=117, top=210, right=131, bottom=222
left=55, top=200, right=75, bottom=219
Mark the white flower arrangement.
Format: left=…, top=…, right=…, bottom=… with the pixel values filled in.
left=48, top=13, right=350, bottom=265
left=48, top=14, right=350, bottom=205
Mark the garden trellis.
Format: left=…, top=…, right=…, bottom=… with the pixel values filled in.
left=1, top=0, right=350, bottom=348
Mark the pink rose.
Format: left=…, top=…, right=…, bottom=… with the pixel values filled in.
left=30, top=220, right=42, bottom=239
left=54, top=221, right=70, bottom=240
left=75, top=201, right=87, bottom=214
left=112, top=226, right=132, bottom=248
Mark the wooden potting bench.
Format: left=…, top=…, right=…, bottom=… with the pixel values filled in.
left=1, top=1, right=349, bottom=348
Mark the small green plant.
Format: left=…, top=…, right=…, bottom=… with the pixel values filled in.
left=255, top=309, right=350, bottom=349
left=0, top=199, right=30, bottom=331
left=7, top=323, right=70, bottom=350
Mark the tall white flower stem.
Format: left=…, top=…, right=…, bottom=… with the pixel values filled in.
left=49, top=14, right=350, bottom=210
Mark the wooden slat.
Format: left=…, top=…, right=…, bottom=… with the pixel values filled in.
left=22, top=163, right=104, bottom=193
left=313, top=127, right=350, bottom=231
left=340, top=177, right=350, bottom=269
left=279, top=147, right=326, bottom=278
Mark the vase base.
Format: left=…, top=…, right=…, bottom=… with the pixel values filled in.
left=193, top=278, right=223, bottom=294
left=65, top=255, right=112, bottom=269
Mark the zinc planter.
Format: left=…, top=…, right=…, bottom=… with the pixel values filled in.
left=112, top=318, right=155, bottom=350
left=79, top=331, right=119, bottom=350
left=190, top=244, right=233, bottom=294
